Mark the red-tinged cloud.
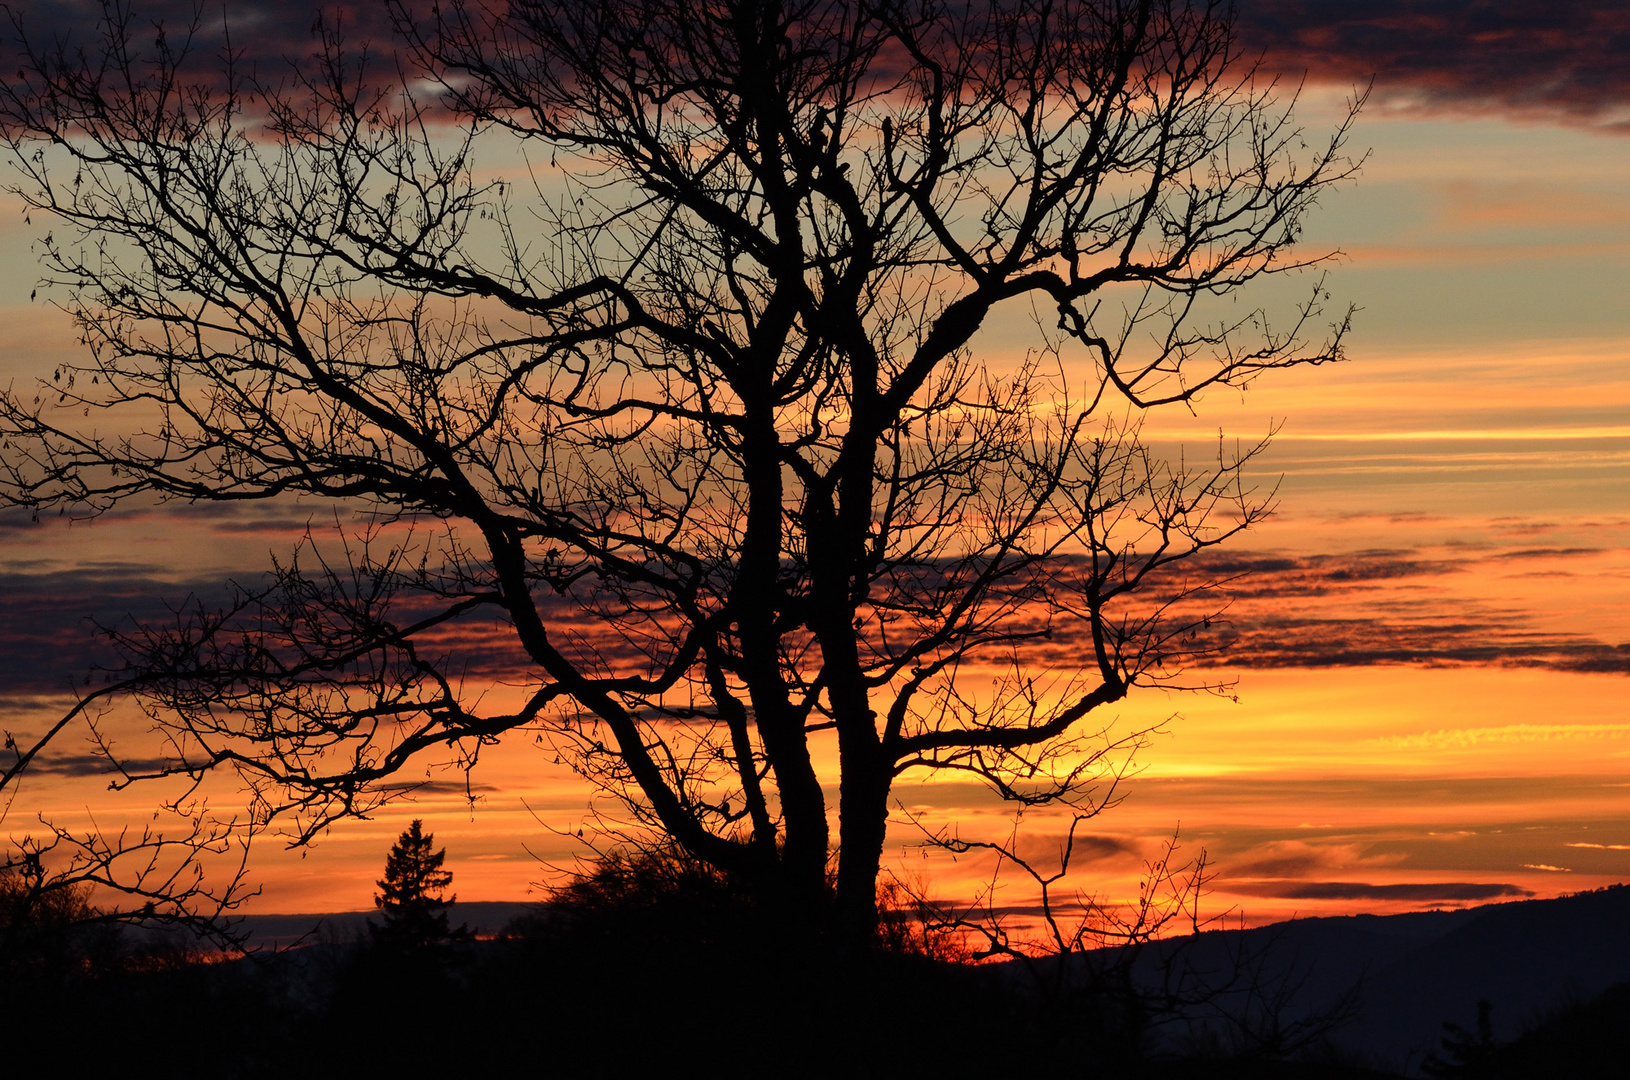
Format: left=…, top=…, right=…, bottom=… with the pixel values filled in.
left=1239, top=0, right=1630, bottom=129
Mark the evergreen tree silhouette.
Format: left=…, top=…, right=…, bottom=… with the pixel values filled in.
left=1424, top=999, right=1496, bottom=1078
left=370, top=820, right=462, bottom=948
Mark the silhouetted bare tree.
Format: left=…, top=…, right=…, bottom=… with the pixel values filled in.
left=0, top=0, right=1359, bottom=948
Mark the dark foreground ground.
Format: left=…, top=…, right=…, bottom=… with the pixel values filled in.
left=0, top=929, right=1396, bottom=1079
left=6, top=885, right=1629, bottom=1078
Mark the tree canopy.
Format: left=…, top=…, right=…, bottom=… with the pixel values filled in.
left=0, top=0, right=1360, bottom=948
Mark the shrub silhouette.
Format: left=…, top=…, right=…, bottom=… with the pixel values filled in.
left=0, top=869, right=121, bottom=982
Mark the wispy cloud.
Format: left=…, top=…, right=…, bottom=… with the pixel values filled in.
left=1271, top=427, right=1630, bottom=442
left=4, top=537, right=1626, bottom=704
left=984, top=542, right=1630, bottom=677
left=1223, top=838, right=1404, bottom=879
left=1171, top=546, right=1630, bottom=676
left=1371, top=724, right=1630, bottom=751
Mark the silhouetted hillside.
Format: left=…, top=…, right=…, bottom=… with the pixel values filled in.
left=1106, top=884, right=1630, bottom=1075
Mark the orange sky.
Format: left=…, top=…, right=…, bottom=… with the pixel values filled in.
left=2, top=16, right=1629, bottom=935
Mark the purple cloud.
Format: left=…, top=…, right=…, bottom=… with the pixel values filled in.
left=4, top=539, right=1626, bottom=707
left=6, top=2, right=1625, bottom=132
left=1241, top=0, right=1630, bottom=130
left=1015, top=544, right=1630, bottom=676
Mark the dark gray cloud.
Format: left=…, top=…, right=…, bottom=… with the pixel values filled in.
left=1241, top=0, right=1630, bottom=130
left=0, top=564, right=227, bottom=693
left=0, top=559, right=608, bottom=698
left=376, top=779, right=500, bottom=795
left=1068, top=834, right=1141, bottom=861
left=1219, top=616, right=1630, bottom=674
left=4, top=540, right=1626, bottom=708
left=1195, top=548, right=1469, bottom=597
left=5, top=2, right=1625, bottom=132
left=969, top=877, right=1525, bottom=921
left=2, top=1, right=396, bottom=78
left=1230, top=880, right=1534, bottom=901
left=13, top=750, right=171, bottom=777
left=1482, top=547, right=1601, bottom=563
left=1016, top=544, right=1630, bottom=676
left=1207, top=544, right=1630, bottom=674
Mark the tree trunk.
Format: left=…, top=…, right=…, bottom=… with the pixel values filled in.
left=834, top=723, right=891, bottom=952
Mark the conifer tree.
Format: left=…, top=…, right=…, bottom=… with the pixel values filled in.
left=371, top=821, right=459, bottom=948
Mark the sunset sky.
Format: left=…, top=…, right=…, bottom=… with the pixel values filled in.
left=1, top=1, right=1628, bottom=934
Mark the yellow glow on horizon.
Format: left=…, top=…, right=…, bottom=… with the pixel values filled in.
left=1271, top=427, right=1630, bottom=442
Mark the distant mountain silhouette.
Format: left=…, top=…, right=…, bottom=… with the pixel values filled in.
left=1097, top=884, right=1630, bottom=1075
left=223, top=900, right=543, bottom=949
